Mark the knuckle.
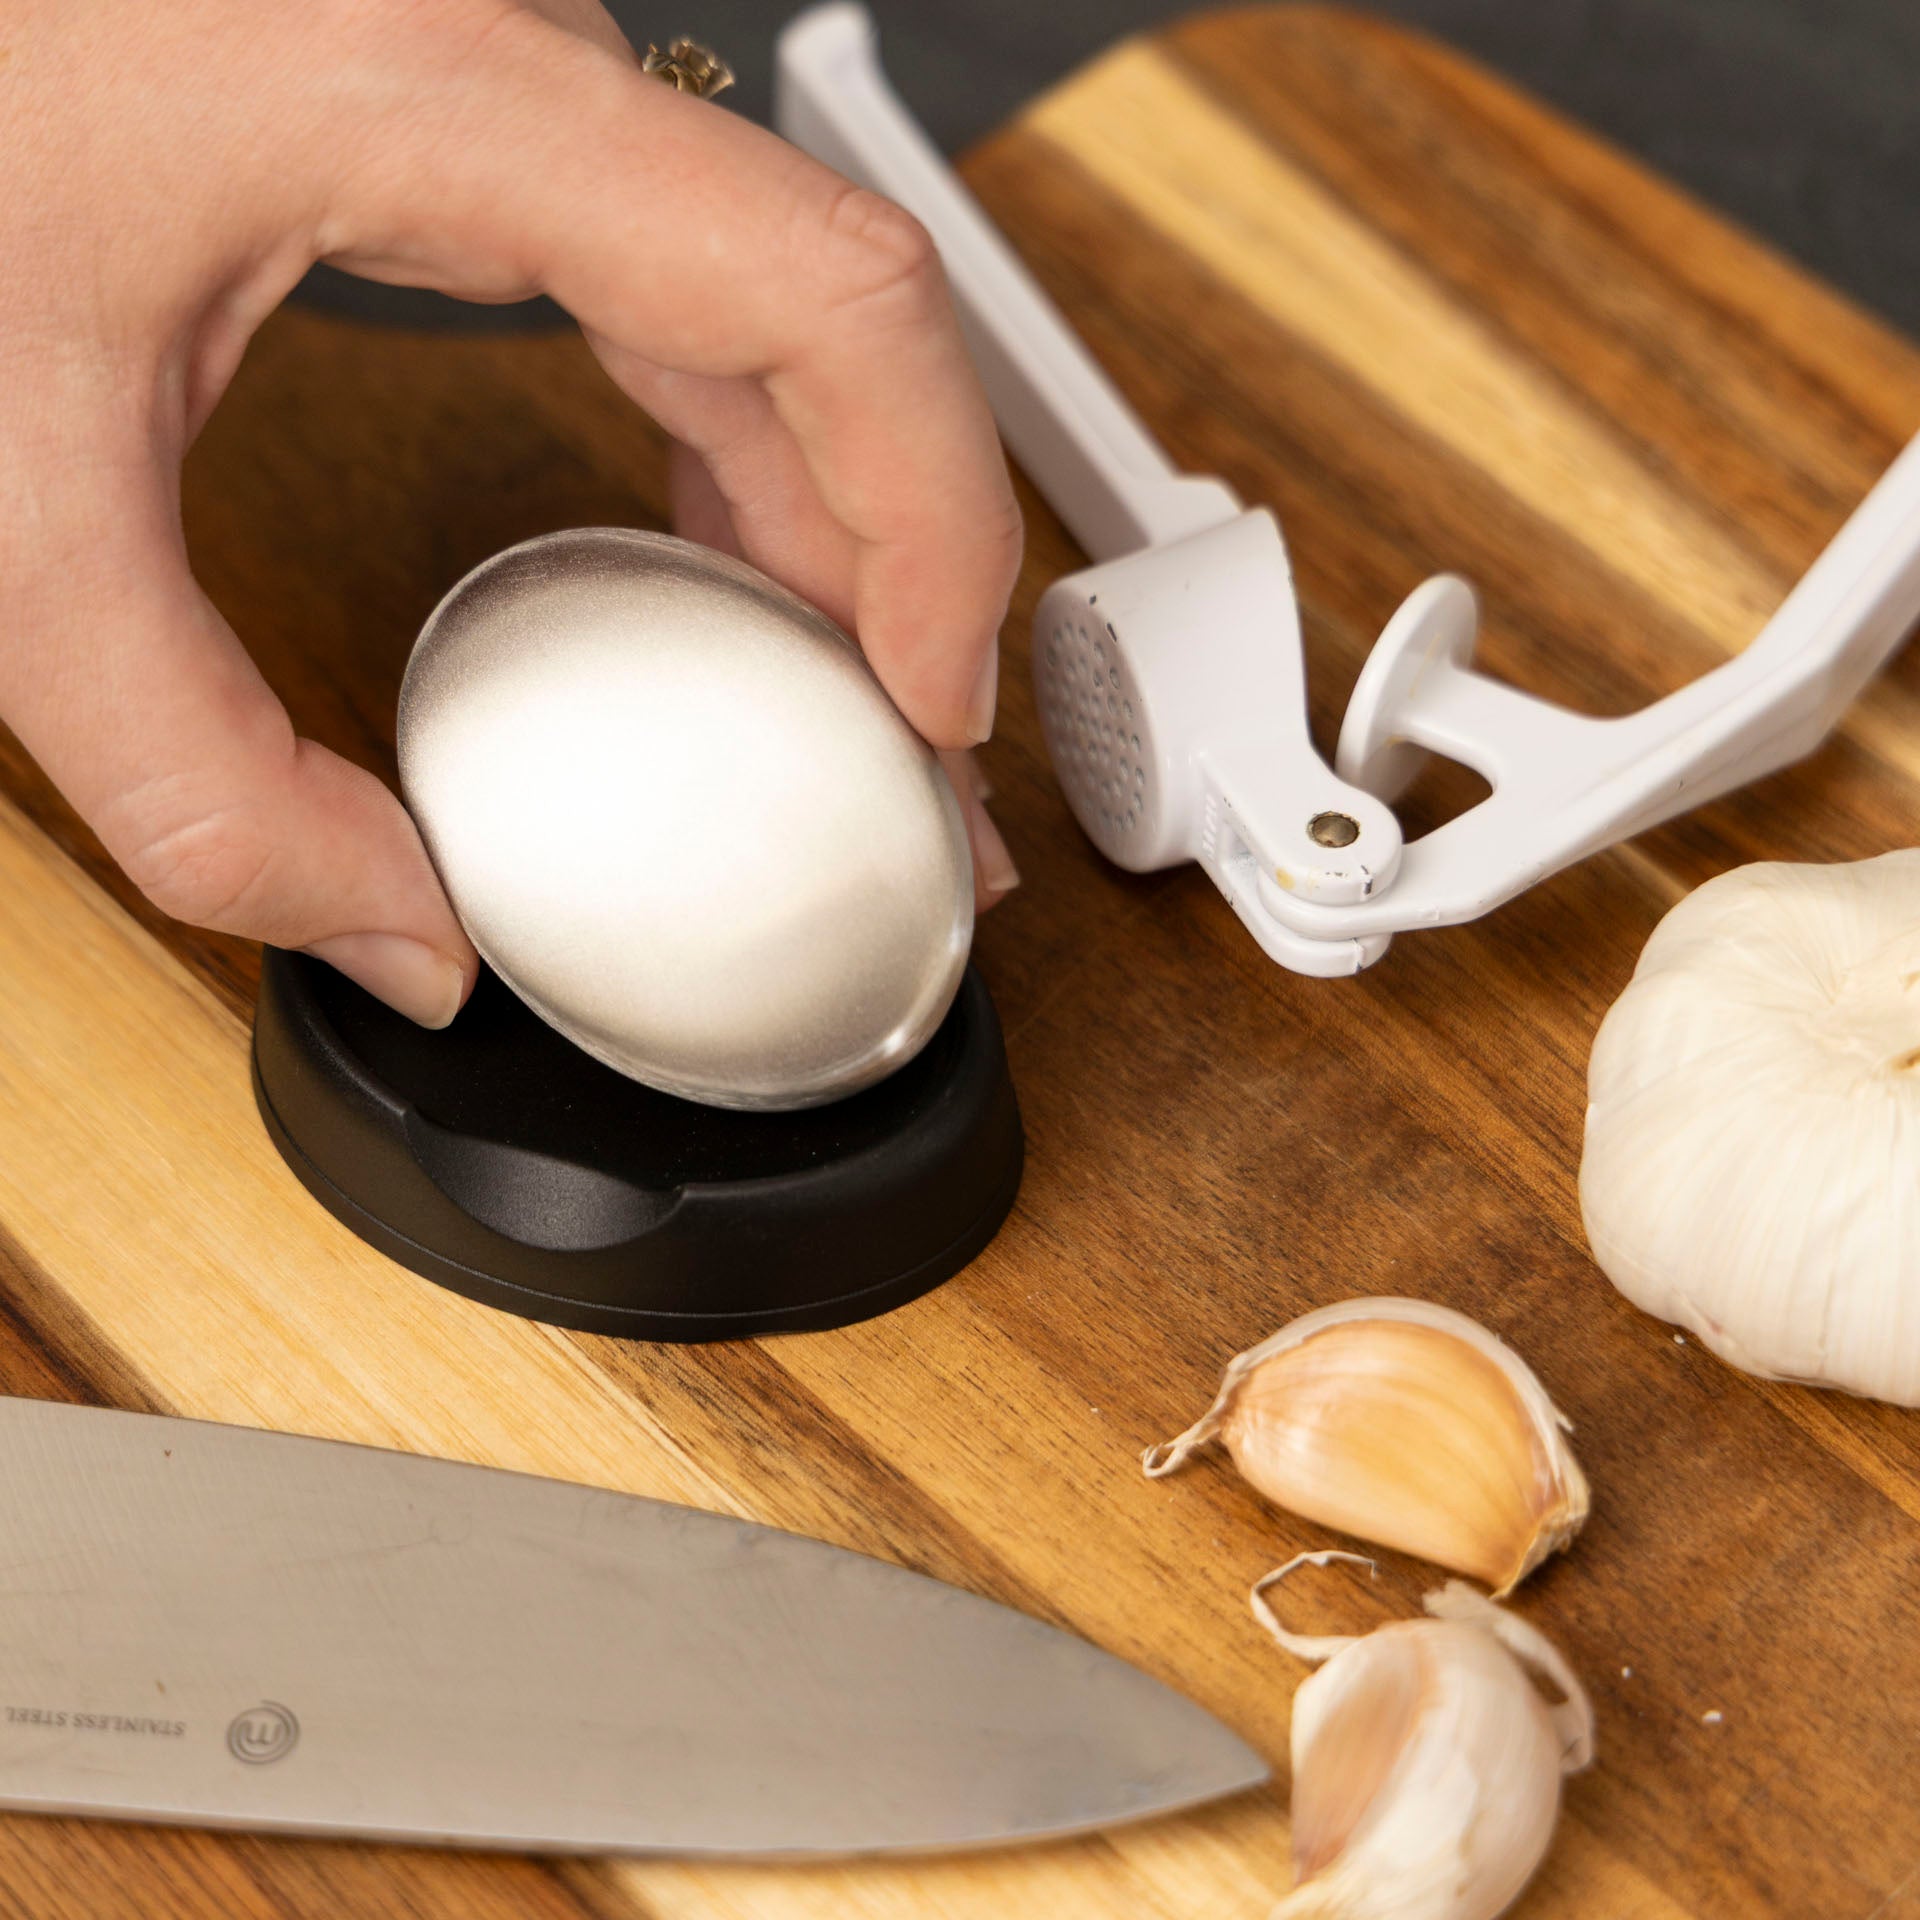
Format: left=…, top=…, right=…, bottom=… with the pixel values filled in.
left=121, top=804, right=280, bottom=933
left=812, top=184, right=942, bottom=322
left=105, top=727, right=298, bottom=936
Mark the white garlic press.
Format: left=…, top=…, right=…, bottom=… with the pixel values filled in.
left=776, top=4, right=1920, bottom=976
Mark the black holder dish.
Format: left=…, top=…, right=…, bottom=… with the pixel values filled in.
left=251, top=949, right=1023, bottom=1341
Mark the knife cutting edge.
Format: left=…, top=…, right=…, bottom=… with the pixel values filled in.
left=0, top=1398, right=1267, bottom=1854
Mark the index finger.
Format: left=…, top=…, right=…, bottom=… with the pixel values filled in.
left=761, top=182, right=1023, bottom=744
left=325, top=13, right=1022, bottom=747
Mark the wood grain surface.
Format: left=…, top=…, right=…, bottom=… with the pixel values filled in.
left=2, top=7, right=1918, bottom=1915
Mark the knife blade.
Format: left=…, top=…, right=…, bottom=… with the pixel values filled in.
left=0, top=1398, right=1266, bottom=1854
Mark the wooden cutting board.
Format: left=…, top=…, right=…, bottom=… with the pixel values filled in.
left=2, top=8, right=1917, bottom=1916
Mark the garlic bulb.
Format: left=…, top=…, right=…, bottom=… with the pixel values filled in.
left=1255, top=1552, right=1594, bottom=1920
left=1144, top=1300, right=1588, bottom=1594
left=1582, top=852, right=1920, bottom=1403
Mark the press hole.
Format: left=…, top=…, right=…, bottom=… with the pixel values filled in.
left=1308, top=811, right=1361, bottom=849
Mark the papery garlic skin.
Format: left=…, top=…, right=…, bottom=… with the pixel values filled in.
left=1257, top=1560, right=1593, bottom=1920
left=1582, top=853, right=1920, bottom=1404
left=1146, top=1299, right=1588, bottom=1595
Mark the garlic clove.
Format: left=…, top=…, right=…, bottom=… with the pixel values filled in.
left=1145, top=1299, right=1588, bottom=1595
left=1583, top=853, right=1920, bottom=1403
left=1254, top=1553, right=1593, bottom=1920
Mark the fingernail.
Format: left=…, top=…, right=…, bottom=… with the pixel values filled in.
left=971, top=797, right=1021, bottom=899
left=965, top=639, right=1000, bottom=745
left=943, top=748, right=993, bottom=805
left=305, top=932, right=467, bottom=1029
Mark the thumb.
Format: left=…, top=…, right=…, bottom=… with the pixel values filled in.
left=3, top=466, right=476, bottom=1027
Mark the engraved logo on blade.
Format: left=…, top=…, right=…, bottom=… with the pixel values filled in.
left=227, top=1702, right=299, bottom=1765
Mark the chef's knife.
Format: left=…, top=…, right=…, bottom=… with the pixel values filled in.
left=0, top=1398, right=1266, bottom=1853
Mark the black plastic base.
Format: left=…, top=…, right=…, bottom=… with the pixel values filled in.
left=252, top=950, right=1023, bottom=1341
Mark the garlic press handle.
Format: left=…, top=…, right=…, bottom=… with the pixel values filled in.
left=775, top=4, right=1240, bottom=561
left=1265, top=428, right=1920, bottom=947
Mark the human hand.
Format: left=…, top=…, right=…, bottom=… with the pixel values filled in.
left=0, top=0, right=1022, bottom=1027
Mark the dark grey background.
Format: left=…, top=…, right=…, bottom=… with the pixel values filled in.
left=301, top=1, right=1918, bottom=338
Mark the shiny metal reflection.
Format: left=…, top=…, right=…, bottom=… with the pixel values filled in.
left=0, top=1398, right=1272, bottom=1852
left=398, top=529, right=973, bottom=1110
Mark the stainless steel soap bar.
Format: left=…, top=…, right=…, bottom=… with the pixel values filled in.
left=398, top=529, right=973, bottom=1110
